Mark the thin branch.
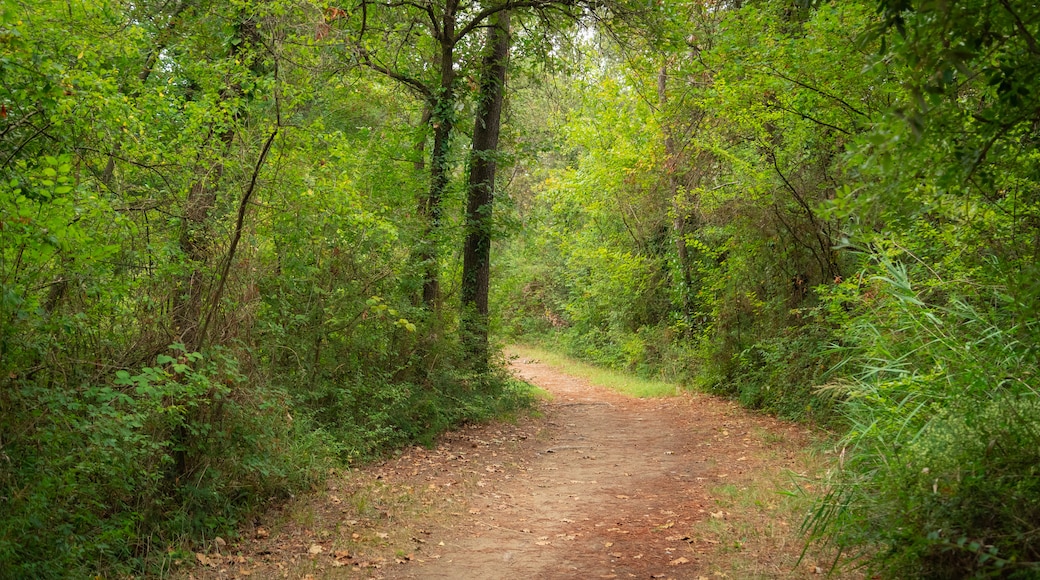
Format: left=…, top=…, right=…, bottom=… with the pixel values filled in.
left=195, top=127, right=278, bottom=351
left=766, top=102, right=854, bottom=136
left=764, top=66, right=870, bottom=118
left=454, top=0, right=573, bottom=44
left=964, top=119, right=1022, bottom=182
left=1, top=121, right=54, bottom=171
left=385, top=0, right=441, bottom=37
left=358, top=50, right=434, bottom=99
left=997, top=0, right=1040, bottom=55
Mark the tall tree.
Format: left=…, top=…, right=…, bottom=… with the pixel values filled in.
left=338, top=0, right=601, bottom=311
left=461, top=10, right=511, bottom=366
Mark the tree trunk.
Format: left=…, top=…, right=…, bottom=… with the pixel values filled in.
left=461, top=10, right=511, bottom=368
left=171, top=123, right=235, bottom=351
left=418, top=3, right=459, bottom=310
left=658, top=63, right=696, bottom=332
left=171, top=16, right=258, bottom=351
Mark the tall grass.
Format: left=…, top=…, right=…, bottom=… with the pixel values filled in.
left=804, top=260, right=1040, bottom=578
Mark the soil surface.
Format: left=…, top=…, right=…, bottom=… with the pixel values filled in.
left=187, top=353, right=837, bottom=579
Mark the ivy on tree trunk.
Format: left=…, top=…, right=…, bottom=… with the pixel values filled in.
left=461, top=10, right=511, bottom=368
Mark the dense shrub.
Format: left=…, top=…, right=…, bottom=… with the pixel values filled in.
left=804, top=262, right=1040, bottom=577
left=0, top=347, right=333, bottom=578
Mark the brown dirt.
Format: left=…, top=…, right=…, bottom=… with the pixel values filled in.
left=185, top=354, right=844, bottom=579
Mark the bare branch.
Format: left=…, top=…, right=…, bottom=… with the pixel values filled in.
left=356, top=47, right=434, bottom=99
left=454, top=0, right=574, bottom=44
left=385, top=0, right=442, bottom=37
left=766, top=102, right=855, bottom=136
left=764, top=66, right=870, bottom=119
left=997, top=0, right=1040, bottom=56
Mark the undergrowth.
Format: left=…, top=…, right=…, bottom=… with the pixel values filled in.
left=804, top=260, right=1040, bottom=578
left=0, top=339, right=533, bottom=578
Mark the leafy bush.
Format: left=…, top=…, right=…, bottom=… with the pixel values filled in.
left=0, top=346, right=332, bottom=578
left=805, top=262, right=1040, bottom=577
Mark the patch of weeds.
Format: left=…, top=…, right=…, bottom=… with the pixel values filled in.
left=759, top=429, right=787, bottom=446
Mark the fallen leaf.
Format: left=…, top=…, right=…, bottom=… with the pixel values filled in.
left=255, top=527, right=269, bottom=539
left=604, top=542, right=614, bottom=547
left=214, top=537, right=226, bottom=550
left=195, top=553, right=212, bottom=566
left=609, top=552, right=623, bottom=557
left=670, top=557, right=689, bottom=566
left=375, top=532, right=389, bottom=540
left=308, top=544, right=323, bottom=555
left=535, top=541, right=551, bottom=546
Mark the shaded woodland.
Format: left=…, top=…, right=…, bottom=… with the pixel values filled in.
left=1, top=0, right=1038, bottom=576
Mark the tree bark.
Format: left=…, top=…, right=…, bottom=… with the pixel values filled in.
left=417, top=1, right=459, bottom=310
left=171, top=17, right=257, bottom=350
left=658, top=63, right=696, bottom=332
left=461, top=10, right=511, bottom=367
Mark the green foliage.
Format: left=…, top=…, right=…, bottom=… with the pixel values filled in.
left=5, top=0, right=1039, bottom=575
left=806, top=261, right=1040, bottom=577
left=495, top=1, right=1040, bottom=577
left=0, top=346, right=332, bottom=578
left=0, top=0, right=539, bottom=576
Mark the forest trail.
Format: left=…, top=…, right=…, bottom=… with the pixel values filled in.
left=189, top=351, right=834, bottom=579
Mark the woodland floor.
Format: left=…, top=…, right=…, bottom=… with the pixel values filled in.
left=184, top=349, right=851, bottom=579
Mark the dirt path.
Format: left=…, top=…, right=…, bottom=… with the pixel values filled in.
left=188, top=354, right=834, bottom=579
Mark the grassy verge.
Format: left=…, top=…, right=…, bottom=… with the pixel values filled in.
left=507, top=344, right=680, bottom=398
